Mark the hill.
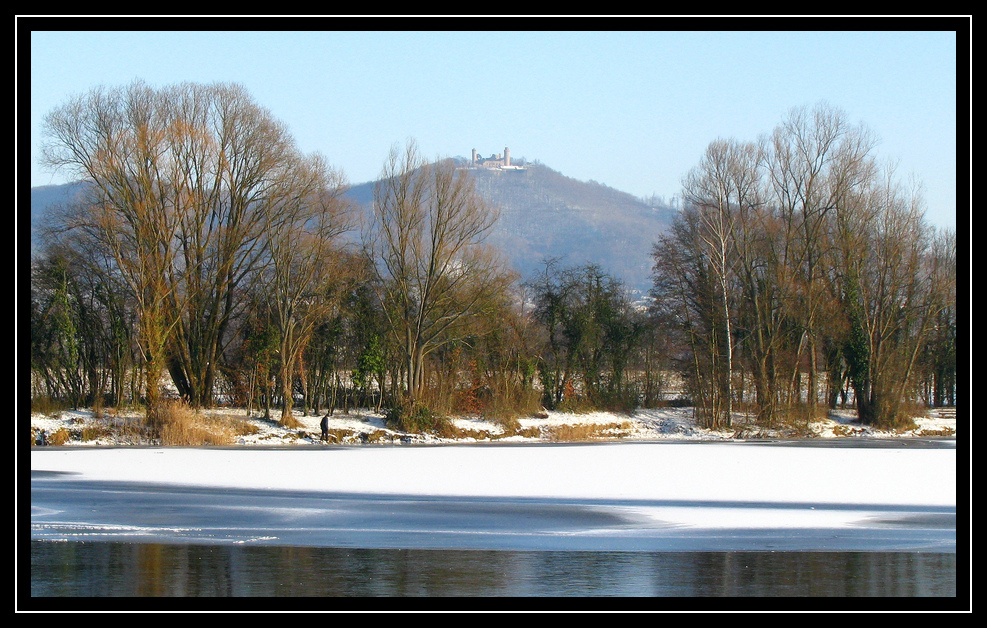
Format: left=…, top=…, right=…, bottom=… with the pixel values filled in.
left=29, top=162, right=677, bottom=293
left=28, top=181, right=88, bottom=239
left=346, top=160, right=677, bottom=293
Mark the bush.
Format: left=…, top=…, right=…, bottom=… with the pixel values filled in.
left=32, top=396, right=69, bottom=416
left=495, top=414, right=521, bottom=434
left=47, top=428, right=72, bottom=446
left=384, top=400, right=452, bottom=434
left=279, top=413, right=303, bottom=429
left=513, top=425, right=542, bottom=439
left=154, top=401, right=240, bottom=446
left=81, top=424, right=113, bottom=441
left=546, top=421, right=632, bottom=442
left=362, top=429, right=391, bottom=443
left=482, top=384, right=542, bottom=426
left=917, top=426, right=956, bottom=437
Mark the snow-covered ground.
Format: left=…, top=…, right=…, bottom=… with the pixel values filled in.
left=28, top=404, right=958, bottom=448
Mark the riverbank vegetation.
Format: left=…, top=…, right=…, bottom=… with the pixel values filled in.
left=30, top=83, right=956, bottom=437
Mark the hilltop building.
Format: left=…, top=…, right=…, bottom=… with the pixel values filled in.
left=471, top=147, right=524, bottom=170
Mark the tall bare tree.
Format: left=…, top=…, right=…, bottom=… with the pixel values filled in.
left=161, top=82, right=303, bottom=408
left=652, top=209, right=724, bottom=427
left=922, top=228, right=957, bottom=407
left=681, top=138, right=762, bottom=427
left=40, top=80, right=339, bottom=421
left=41, top=81, right=183, bottom=422
left=365, top=141, right=507, bottom=405
left=656, top=103, right=952, bottom=430
left=763, top=103, right=878, bottom=416
left=831, top=167, right=950, bottom=427
left=261, top=159, right=355, bottom=426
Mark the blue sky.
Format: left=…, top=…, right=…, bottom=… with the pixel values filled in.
left=25, top=26, right=962, bottom=229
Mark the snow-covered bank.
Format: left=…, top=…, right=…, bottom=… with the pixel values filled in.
left=29, top=404, right=958, bottom=448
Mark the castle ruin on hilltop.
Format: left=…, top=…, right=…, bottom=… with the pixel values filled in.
left=471, top=147, right=525, bottom=170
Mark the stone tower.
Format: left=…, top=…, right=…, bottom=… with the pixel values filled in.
left=505, top=146, right=511, bottom=167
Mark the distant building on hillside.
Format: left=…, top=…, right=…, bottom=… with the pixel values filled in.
left=471, top=147, right=525, bottom=170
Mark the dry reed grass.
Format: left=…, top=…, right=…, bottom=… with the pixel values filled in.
left=156, top=402, right=259, bottom=446
left=545, top=421, right=633, bottom=442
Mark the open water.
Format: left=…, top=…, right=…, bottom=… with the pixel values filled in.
left=29, top=540, right=957, bottom=600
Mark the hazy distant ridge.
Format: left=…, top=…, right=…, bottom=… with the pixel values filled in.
left=30, top=161, right=677, bottom=293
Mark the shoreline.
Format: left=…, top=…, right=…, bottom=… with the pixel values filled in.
left=30, top=405, right=959, bottom=448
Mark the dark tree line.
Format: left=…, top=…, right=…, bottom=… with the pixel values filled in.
left=30, top=85, right=956, bottom=433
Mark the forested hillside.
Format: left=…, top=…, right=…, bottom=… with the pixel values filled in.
left=346, top=161, right=677, bottom=294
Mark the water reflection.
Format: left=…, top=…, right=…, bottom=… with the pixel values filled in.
left=29, top=540, right=957, bottom=599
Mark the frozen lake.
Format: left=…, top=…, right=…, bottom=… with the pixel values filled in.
left=27, top=440, right=960, bottom=599
left=30, top=439, right=957, bottom=552
left=30, top=471, right=955, bottom=553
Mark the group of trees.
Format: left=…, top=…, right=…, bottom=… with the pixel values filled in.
left=29, top=81, right=538, bottom=432
left=530, top=260, right=650, bottom=412
left=30, top=83, right=956, bottom=433
left=652, top=104, right=957, bottom=429
left=33, top=80, right=359, bottom=429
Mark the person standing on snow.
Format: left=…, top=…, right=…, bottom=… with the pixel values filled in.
left=320, top=413, right=330, bottom=443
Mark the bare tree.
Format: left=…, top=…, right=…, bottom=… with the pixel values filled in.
left=262, top=159, right=355, bottom=426
left=763, top=103, right=878, bottom=417
left=922, top=228, right=957, bottom=407
left=832, top=167, right=950, bottom=427
left=681, top=138, right=762, bottom=427
left=652, top=210, right=724, bottom=427
left=657, top=103, right=950, bottom=431
left=365, top=141, right=507, bottom=406
left=162, top=82, right=303, bottom=408
left=39, top=80, right=340, bottom=423
left=41, top=81, right=184, bottom=423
